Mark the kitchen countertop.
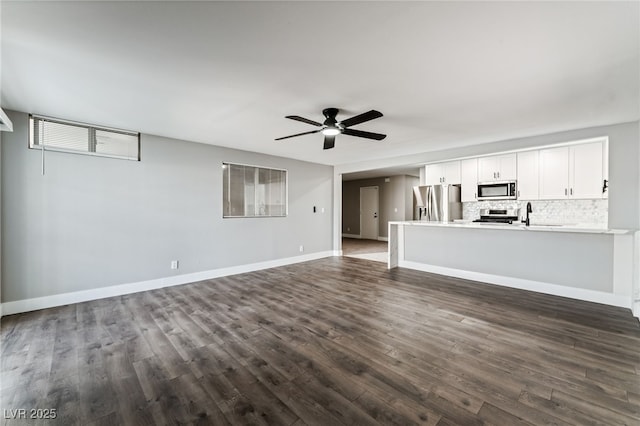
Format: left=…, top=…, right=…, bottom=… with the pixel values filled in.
left=389, top=220, right=630, bottom=235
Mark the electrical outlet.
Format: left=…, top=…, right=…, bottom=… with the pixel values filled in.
left=321, top=207, right=325, bottom=213
left=171, top=260, right=179, bottom=270
left=394, top=207, right=398, bottom=213
left=347, top=227, right=350, bottom=232
left=299, top=245, right=304, bottom=253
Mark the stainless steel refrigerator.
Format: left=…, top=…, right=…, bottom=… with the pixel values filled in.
left=413, top=185, right=462, bottom=222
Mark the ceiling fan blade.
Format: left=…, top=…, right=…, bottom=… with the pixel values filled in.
left=339, top=110, right=383, bottom=128
left=323, top=135, right=336, bottom=150
left=285, top=115, right=323, bottom=127
left=275, top=129, right=322, bottom=141
left=342, top=128, right=387, bottom=141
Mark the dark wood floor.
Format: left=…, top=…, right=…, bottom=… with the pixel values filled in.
left=2, top=257, right=640, bottom=425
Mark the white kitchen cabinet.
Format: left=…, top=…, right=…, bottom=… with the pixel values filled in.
left=539, top=141, right=605, bottom=200
left=516, top=151, right=539, bottom=200
left=570, top=141, right=604, bottom=199
left=602, top=141, right=609, bottom=199
left=460, top=158, right=478, bottom=202
left=443, top=161, right=461, bottom=184
left=539, top=146, right=570, bottom=199
left=477, top=153, right=516, bottom=182
left=425, top=164, right=442, bottom=185
left=425, top=161, right=461, bottom=185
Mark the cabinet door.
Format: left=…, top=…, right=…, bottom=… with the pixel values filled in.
left=477, top=156, right=499, bottom=182
left=497, top=153, right=517, bottom=181
left=460, top=158, right=478, bottom=202
left=425, top=164, right=443, bottom=185
left=516, top=151, right=538, bottom=200
left=602, top=140, right=609, bottom=199
left=539, top=146, right=569, bottom=199
left=443, top=160, right=461, bottom=184
left=570, top=141, right=603, bottom=199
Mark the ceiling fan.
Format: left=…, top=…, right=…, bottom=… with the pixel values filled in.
left=275, top=108, right=386, bottom=150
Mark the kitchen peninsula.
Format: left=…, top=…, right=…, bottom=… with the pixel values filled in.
left=388, top=220, right=634, bottom=310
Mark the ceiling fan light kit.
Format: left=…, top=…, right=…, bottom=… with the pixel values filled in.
left=321, top=127, right=340, bottom=136
left=276, top=107, right=386, bottom=150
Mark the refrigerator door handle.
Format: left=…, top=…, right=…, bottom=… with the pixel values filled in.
left=425, top=188, right=430, bottom=220
left=431, top=186, right=439, bottom=222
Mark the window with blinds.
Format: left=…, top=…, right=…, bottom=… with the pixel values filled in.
left=29, top=115, right=140, bottom=161
left=223, top=163, right=287, bottom=217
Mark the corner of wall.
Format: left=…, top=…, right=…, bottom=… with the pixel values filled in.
left=0, top=128, right=3, bottom=316
left=633, top=231, right=640, bottom=320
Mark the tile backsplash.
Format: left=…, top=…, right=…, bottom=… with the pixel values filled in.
left=462, top=199, right=608, bottom=227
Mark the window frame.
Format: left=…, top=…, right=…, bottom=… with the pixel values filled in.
left=222, top=162, right=288, bottom=218
left=29, top=114, right=140, bottom=161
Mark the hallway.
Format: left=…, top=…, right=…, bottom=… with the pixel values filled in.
left=342, top=237, right=388, bottom=263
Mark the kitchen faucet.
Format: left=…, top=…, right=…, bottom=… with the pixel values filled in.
left=524, top=202, right=533, bottom=226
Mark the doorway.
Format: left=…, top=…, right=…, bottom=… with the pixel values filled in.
left=341, top=237, right=388, bottom=262
left=360, top=186, right=379, bottom=240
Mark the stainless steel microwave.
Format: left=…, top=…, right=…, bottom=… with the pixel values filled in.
left=477, top=181, right=517, bottom=200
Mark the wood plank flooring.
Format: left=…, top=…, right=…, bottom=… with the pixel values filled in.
left=2, top=257, right=640, bottom=425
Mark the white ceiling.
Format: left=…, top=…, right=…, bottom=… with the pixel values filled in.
left=2, top=1, right=638, bottom=167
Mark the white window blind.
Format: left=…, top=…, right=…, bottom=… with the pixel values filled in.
left=29, top=115, right=140, bottom=161
left=223, top=163, right=287, bottom=217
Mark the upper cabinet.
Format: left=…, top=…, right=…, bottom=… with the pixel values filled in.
left=460, top=158, right=478, bottom=202
left=516, top=151, right=539, bottom=200
left=477, top=153, right=516, bottom=182
left=420, top=138, right=607, bottom=202
left=570, top=141, right=605, bottom=199
left=539, top=141, right=605, bottom=200
left=602, top=142, right=609, bottom=199
left=425, top=161, right=461, bottom=185
left=538, top=146, right=571, bottom=199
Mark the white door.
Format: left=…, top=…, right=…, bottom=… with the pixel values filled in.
left=539, top=146, right=570, bottom=199
left=477, top=156, right=500, bottom=182
left=497, top=153, right=517, bottom=180
left=460, top=158, right=478, bottom=202
left=570, top=141, right=604, bottom=199
left=478, top=154, right=516, bottom=181
left=443, top=161, right=461, bottom=184
left=516, top=151, right=539, bottom=200
left=360, top=186, right=379, bottom=240
left=425, top=163, right=444, bottom=185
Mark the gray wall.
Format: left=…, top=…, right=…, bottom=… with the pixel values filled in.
left=338, top=121, right=640, bottom=230
left=342, top=175, right=418, bottom=238
left=1, top=110, right=334, bottom=303
left=404, top=225, right=614, bottom=292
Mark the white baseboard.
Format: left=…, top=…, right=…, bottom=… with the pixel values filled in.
left=399, top=260, right=632, bottom=309
left=1, top=251, right=335, bottom=316
left=342, top=233, right=361, bottom=239
left=377, top=237, right=388, bottom=242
